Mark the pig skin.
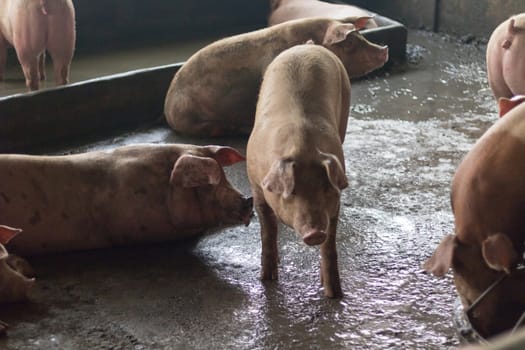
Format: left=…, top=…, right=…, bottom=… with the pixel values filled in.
left=164, top=17, right=388, bottom=137
left=423, top=100, right=525, bottom=337
left=0, top=0, right=76, bottom=90
left=1, top=144, right=253, bottom=256
left=247, top=44, right=350, bottom=298
left=487, top=13, right=525, bottom=100
left=268, top=0, right=377, bottom=28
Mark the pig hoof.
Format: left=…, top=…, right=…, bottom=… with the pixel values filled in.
left=303, top=231, right=327, bottom=246
left=324, top=286, right=343, bottom=299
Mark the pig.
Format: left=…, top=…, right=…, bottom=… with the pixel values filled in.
left=423, top=98, right=525, bottom=337
left=164, top=17, right=388, bottom=137
left=268, top=0, right=377, bottom=28
left=0, top=0, right=76, bottom=91
left=246, top=44, right=350, bottom=298
left=487, top=13, right=525, bottom=100
left=0, top=225, right=35, bottom=336
left=1, top=144, right=253, bottom=255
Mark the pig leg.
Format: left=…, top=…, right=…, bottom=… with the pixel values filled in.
left=47, top=16, right=75, bottom=86
left=255, top=196, right=279, bottom=280
left=18, top=56, right=40, bottom=91
left=0, top=36, right=6, bottom=81
left=38, top=52, right=46, bottom=81
left=320, top=212, right=342, bottom=298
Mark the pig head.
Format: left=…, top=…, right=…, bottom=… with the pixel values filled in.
left=247, top=44, right=350, bottom=298
left=164, top=17, right=387, bottom=137
left=424, top=100, right=525, bottom=337
left=268, top=0, right=378, bottom=28
left=487, top=13, right=525, bottom=100
left=0, top=0, right=76, bottom=90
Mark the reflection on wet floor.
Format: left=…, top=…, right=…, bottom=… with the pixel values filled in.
left=0, top=30, right=497, bottom=349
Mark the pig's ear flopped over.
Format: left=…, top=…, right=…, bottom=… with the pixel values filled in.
left=422, top=234, right=456, bottom=277
left=319, top=151, right=348, bottom=191
left=262, top=159, right=295, bottom=199
left=206, top=146, right=245, bottom=167
left=0, top=225, right=22, bottom=245
left=170, top=154, right=222, bottom=188
left=482, top=233, right=519, bottom=274
left=323, top=22, right=357, bottom=45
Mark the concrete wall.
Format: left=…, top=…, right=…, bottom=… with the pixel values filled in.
left=348, top=0, right=524, bottom=38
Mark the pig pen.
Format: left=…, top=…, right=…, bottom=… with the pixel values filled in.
left=0, top=24, right=498, bottom=350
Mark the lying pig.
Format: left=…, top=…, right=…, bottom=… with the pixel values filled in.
left=423, top=98, right=525, bottom=337
left=247, top=44, right=350, bottom=298
left=269, top=0, right=377, bottom=28
left=0, top=0, right=76, bottom=90
left=0, top=225, right=34, bottom=336
left=1, top=144, right=253, bottom=256
left=487, top=13, right=525, bottom=100
left=164, top=17, right=388, bottom=137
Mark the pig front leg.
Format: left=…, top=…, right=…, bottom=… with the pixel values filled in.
left=320, top=211, right=342, bottom=298
left=255, top=194, right=279, bottom=280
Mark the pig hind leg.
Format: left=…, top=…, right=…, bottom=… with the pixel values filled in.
left=255, top=195, right=280, bottom=280
left=320, top=212, right=342, bottom=298
left=0, top=35, right=6, bottom=81
left=47, top=16, right=75, bottom=85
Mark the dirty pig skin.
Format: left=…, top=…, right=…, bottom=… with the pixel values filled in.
left=268, top=0, right=377, bottom=28
left=247, top=44, right=350, bottom=298
left=487, top=13, right=525, bottom=100
left=0, top=144, right=253, bottom=256
left=164, top=17, right=388, bottom=137
left=0, top=0, right=76, bottom=91
left=423, top=99, right=525, bottom=337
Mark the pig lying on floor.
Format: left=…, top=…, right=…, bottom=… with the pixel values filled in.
left=164, top=17, right=388, bottom=137
left=247, top=44, right=350, bottom=298
left=0, top=225, right=34, bottom=336
left=0, top=0, right=76, bottom=91
left=1, top=144, right=253, bottom=256
left=423, top=98, right=525, bottom=337
left=268, top=0, right=377, bottom=28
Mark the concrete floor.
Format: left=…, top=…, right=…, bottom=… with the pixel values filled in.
left=0, top=29, right=495, bottom=349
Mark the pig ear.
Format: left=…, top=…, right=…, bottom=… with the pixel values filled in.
left=206, top=146, right=245, bottom=167
left=482, top=233, right=519, bottom=274
left=339, top=16, right=373, bottom=30
left=498, top=95, right=525, bottom=117
left=262, top=159, right=295, bottom=198
left=170, top=154, right=222, bottom=188
left=422, top=234, right=456, bottom=277
left=319, top=151, right=348, bottom=191
left=323, top=23, right=356, bottom=45
left=0, top=225, right=22, bottom=245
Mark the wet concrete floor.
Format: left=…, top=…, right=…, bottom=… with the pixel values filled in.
left=0, top=29, right=495, bottom=349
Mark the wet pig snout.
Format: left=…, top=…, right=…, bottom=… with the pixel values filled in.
left=302, top=229, right=327, bottom=246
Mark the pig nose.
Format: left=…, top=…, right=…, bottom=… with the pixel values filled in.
left=302, top=230, right=327, bottom=246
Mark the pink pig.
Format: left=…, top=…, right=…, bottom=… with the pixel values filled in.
left=487, top=13, right=525, bottom=100
left=0, top=0, right=76, bottom=91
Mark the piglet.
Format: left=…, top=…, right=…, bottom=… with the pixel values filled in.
left=164, top=17, right=388, bottom=137
left=269, top=0, right=377, bottom=28
left=423, top=98, right=525, bottom=337
left=0, top=225, right=35, bottom=336
left=0, top=0, right=76, bottom=90
left=247, top=44, right=350, bottom=298
left=1, top=144, right=253, bottom=255
left=487, top=13, right=525, bottom=100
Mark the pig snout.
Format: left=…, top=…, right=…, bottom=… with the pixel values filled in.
left=302, top=229, right=328, bottom=246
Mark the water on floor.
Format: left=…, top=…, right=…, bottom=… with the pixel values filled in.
left=0, top=30, right=495, bottom=349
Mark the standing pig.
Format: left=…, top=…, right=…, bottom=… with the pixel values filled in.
left=0, top=0, right=76, bottom=91
left=247, top=44, right=350, bottom=298
left=269, top=0, right=377, bottom=28
left=164, top=17, right=388, bottom=137
left=1, top=144, right=253, bottom=255
left=423, top=99, right=525, bottom=337
left=487, top=13, right=525, bottom=100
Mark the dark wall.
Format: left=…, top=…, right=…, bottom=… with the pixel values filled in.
left=74, top=0, right=269, bottom=51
